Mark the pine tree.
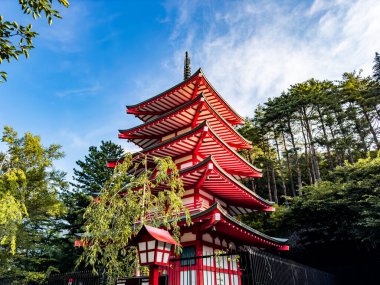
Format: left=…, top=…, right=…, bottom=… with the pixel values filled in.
left=71, top=141, right=124, bottom=195
left=60, top=141, right=124, bottom=271
left=373, top=52, right=380, bottom=82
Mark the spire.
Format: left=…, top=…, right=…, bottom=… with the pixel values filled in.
left=184, top=51, right=191, bottom=80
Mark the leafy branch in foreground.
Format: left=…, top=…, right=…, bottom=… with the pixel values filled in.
left=78, top=154, right=190, bottom=282
left=0, top=0, right=69, bottom=83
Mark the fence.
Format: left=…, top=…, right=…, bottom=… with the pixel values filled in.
left=47, top=270, right=106, bottom=285
left=163, top=250, right=336, bottom=285
left=47, top=250, right=336, bottom=285
left=239, top=250, right=336, bottom=285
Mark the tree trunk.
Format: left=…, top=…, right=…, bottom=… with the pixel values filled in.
left=360, top=106, right=380, bottom=150
left=266, top=164, right=273, bottom=202
left=316, top=106, right=334, bottom=169
left=287, top=119, right=302, bottom=195
left=334, top=110, right=354, bottom=164
left=271, top=164, right=279, bottom=204
left=327, top=119, right=343, bottom=166
left=274, top=135, right=288, bottom=197
left=301, top=106, right=321, bottom=181
left=282, top=131, right=295, bottom=196
left=300, top=117, right=314, bottom=185
left=247, top=149, right=257, bottom=193
left=251, top=179, right=256, bottom=193
left=349, top=104, right=368, bottom=154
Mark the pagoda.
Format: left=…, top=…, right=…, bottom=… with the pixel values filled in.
left=109, top=52, right=288, bottom=284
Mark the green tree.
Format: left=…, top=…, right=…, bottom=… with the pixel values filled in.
left=0, top=0, right=69, bottom=82
left=0, top=126, right=67, bottom=284
left=373, top=52, right=380, bottom=82
left=78, top=154, right=190, bottom=283
left=72, top=141, right=124, bottom=196
left=56, top=141, right=124, bottom=272
left=248, top=152, right=380, bottom=279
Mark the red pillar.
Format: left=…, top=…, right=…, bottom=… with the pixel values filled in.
left=149, top=264, right=159, bottom=285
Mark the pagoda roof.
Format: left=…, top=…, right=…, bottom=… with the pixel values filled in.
left=131, top=121, right=261, bottom=179
left=108, top=155, right=268, bottom=211
left=119, top=93, right=252, bottom=150
left=129, top=225, right=180, bottom=247
left=178, top=156, right=273, bottom=211
left=127, top=68, right=245, bottom=125
left=189, top=203, right=288, bottom=250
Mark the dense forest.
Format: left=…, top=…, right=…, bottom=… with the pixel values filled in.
left=239, top=70, right=379, bottom=201
left=238, top=53, right=380, bottom=283
left=1, top=53, right=379, bottom=284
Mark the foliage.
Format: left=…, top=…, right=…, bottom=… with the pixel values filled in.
left=0, top=0, right=69, bottom=83
left=0, top=126, right=68, bottom=284
left=373, top=52, right=380, bottom=82
left=78, top=154, right=190, bottom=283
left=55, top=141, right=124, bottom=272
left=240, top=69, right=380, bottom=204
left=72, top=141, right=124, bottom=195
left=243, top=152, right=379, bottom=272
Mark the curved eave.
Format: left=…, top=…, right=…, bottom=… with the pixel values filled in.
left=126, top=68, right=245, bottom=126
left=199, top=68, right=245, bottom=125
left=200, top=123, right=262, bottom=176
left=131, top=121, right=262, bottom=178
left=120, top=93, right=252, bottom=150
left=190, top=203, right=288, bottom=250
left=202, top=95, right=252, bottom=148
left=179, top=156, right=273, bottom=210
left=126, top=68, right=201, bottom=110
left=207, top=157, right=273, bottom=208
left=119, top=94, right=203, bottom=149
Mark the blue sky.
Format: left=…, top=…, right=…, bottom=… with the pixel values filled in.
left=1, top=0, right=379, bottom=182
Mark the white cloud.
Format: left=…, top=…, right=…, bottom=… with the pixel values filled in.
left=164, top=0, right=380, bottom=116
left=55, top=83, right=101, bottom=98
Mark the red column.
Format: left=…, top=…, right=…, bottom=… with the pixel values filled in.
left=149, top=264, right=159, bottom=285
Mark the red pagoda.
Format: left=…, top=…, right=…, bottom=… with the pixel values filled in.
left=109, top=52, right=288, bottom=284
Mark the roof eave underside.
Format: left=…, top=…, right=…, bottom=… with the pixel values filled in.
left=189, top=203, right=288, bottom=246
left=179, top=156, right=272, bottom=208
left=126, top=68, right=245, bottom=125
left=120, top=94, right=252, bottom=150
left=126, top=68, right=201, bottom=110
left=199, top=68, right=245, bottom=125
left=131, top=121, right=262, bottom=178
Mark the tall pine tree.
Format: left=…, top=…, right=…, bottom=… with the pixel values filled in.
left=59, top=141, right=124, bottom=271
left=71, top=141, right=124, bottom=195
left=373, top=52, right=380, bottom=82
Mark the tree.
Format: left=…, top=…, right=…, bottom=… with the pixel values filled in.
left=0, top=0, right=69, bottom=82
left=72, top=141, right=124, bottom=195
left=56, top=141, right=124, bottom=272
left=246, top=152, right=380, bottom=282
left=0, top=126, right=68, bottom=283
left=373, top=52, right=380, bottom=82
left=78, top=154, right=190, bottom=283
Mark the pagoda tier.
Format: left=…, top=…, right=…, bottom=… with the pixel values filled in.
left=162, top=156, right=274, bottom=213
left=119, top=93, right=251, bottom=150
left=114, top=57, right=288, bottom=261
left=180, top=203, right=288, bottom=251
left=127, top=68, right=244, bottom=126
left=110, top=122, right=261, bottom=180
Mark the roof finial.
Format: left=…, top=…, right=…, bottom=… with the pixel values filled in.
left=184, top=51, right=191, bottom=80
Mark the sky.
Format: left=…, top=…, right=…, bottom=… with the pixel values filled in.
left=1, top=0, right=379, bottom=182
